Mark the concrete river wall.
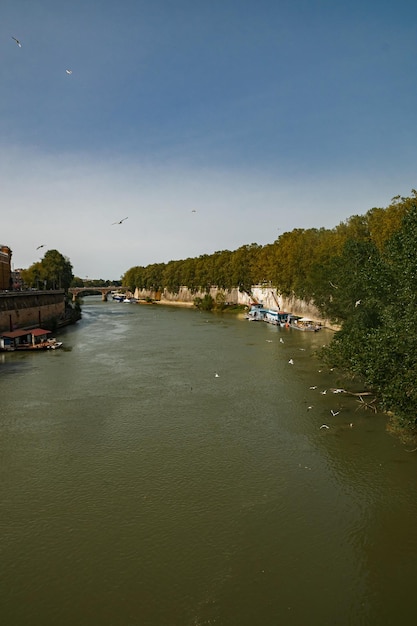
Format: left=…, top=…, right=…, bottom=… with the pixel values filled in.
left=0, top=291, right=66, bottom=332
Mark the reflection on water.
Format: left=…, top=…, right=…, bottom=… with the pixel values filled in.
left=1, top=297, right=417, bottom=626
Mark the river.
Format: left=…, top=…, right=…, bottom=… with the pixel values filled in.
left=2, top=296, right=417, bottom=626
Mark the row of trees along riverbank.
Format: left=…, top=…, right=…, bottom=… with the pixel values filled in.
left=123, top=191, right=417, bottom=440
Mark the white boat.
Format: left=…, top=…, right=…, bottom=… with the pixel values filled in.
left=47, top=339, right=63, bottom=349
left=290, top=317, right=322, bottom=332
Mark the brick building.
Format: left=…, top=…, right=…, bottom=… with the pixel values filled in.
left=0, top=245, right=12, bottom=291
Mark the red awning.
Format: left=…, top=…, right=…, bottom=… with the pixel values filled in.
left=1, top=329, right=30, bottom=338
left=30, top=328, right=52, bottom=336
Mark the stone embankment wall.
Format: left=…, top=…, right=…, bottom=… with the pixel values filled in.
left=134, top=286, right=240, bottom=306
left=134, top=285, right=338, bottom=329
left=0, top=291, right=66, bottom=332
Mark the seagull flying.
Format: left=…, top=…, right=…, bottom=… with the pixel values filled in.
left=12, top=36, right=22, bottom=47
left=288, top=359, right=294, bottom=365
left=355, top=299, right=361, bottom=307
left=214, top=373, right=219, bottom=378
left=320, top=424, right=330, bottom=430
left=66, top=69, right=73, bottom=75
left=36, top=244, right=45, bottom=250
left=279, top=338, right=284, bottom=344
left=112, top=217, right=128, bottom=225
left=330, top=410, right=340, bottom=417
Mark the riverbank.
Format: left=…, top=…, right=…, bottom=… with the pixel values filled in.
left=133, top=284, right=339, bottom=329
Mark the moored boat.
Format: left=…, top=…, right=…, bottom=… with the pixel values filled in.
left=0, top=328, right=63, bottom=351
left=290, top=317, right=322, bottom=331
left=265, top=309, right=292, bottom=326
left=246, top=303, right=268, bottom=321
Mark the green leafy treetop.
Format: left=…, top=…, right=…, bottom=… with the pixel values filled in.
left=21, top=249, right=74, bottom=292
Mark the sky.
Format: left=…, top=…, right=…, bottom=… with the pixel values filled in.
left=2, top=0, right=417, bottom=280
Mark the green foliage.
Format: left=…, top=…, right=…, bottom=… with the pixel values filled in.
left=193, top=294, right=215, bottom=311
left=121, top=190, right=417, bottom=435
left=321, top=201, right=417, bottom=431
left=41, top=250, right=73, bottom=290
left=22, top=250, right=74, bottom=292
left=71, top=276, right=85, bottom=287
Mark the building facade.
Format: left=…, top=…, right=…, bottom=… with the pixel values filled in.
left=0, top=245, right=12, bottom=291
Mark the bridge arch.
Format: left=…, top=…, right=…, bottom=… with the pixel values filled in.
left=68, top=287, right=120, bottom=302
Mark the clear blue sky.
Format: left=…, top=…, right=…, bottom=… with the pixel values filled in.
left=2, top=0, right=417, bottom=280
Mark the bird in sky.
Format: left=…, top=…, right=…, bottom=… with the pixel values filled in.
left=330, top=410, right=340, bottom=416
left=12, top=36, right=22, bottom=47
left=320, top=424, right=330, bottom=430
left=355, top=299, right=361, bottom=307
left=214, top=372, right=219, bottom=378
left=112, top=217, right=128, bottom=225
left=191, top=209, right=196, bottom=213
left=36, top=244, right=45, bottom=250
left=65, top=69, right=73, bottom=75
left=288, top=358, right=294, bottom=365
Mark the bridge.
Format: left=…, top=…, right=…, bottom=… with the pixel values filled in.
left=68, top=286, right=125, bottom=302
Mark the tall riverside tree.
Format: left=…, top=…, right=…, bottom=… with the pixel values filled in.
left=21, top=250, right=73, bottom=291
left=322, top=202, right=417, bottom=431
left=40, top=250, right=73, bottom=291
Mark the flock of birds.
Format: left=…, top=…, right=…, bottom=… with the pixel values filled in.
left=212, top=331, right=354, bottom=433
left=262, top=335, right=352, bottom=431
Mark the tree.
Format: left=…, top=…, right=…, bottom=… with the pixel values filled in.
left=21, top=261, right=42, bottom=289
left=71, top=276, right=85, bottom=287
left=321, top=201, right=417, bottom=432
left=40, top=250, right=73, bottom=291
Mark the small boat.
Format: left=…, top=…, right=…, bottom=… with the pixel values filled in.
left=290, top=317, right=322, bottom=332
left=46, top=339, right=63, bottom=349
